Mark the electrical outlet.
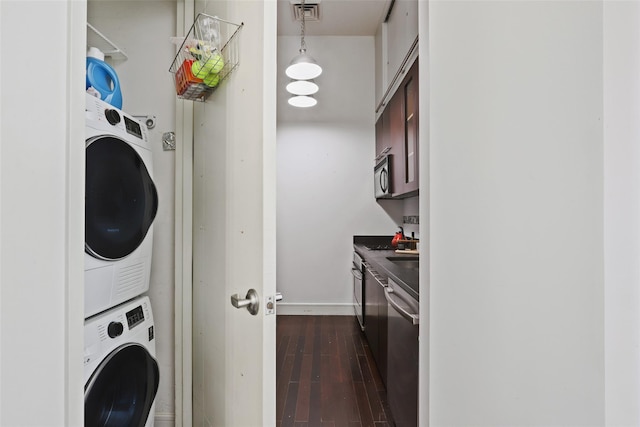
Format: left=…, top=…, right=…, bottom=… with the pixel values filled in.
left=403, top=215, right=419, bottom=225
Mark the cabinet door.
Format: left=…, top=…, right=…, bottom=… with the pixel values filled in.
left=375, top=114, right=384, bottom=159
left=364, top=267, right=389, bottom=386
left=402, top=61, right=419, bottom=195
left=364, top=268, right=379, bottom=362
left=385, top=0, right=419, bottom=91
left=389, top=89, right=405, bottom=196
left=378, top=287, right=388, bottom=386
left=387, top=60, right=419, bottom=198
left=375, top=111, right=391, bottom=160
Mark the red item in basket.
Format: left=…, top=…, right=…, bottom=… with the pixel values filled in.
left=175, top=59, right=203, bottom=96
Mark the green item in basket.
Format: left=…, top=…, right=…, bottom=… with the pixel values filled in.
left=191, top=53, right=225, bottom=78
left=203, top=73, right=219, bottom=87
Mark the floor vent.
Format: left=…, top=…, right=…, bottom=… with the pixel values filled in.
left=290, top=1, right=321, bottom=22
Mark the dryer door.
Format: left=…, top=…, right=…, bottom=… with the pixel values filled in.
left=85, top=136, right=158, bottom=260
left=85, top=343, right=160, bottom=427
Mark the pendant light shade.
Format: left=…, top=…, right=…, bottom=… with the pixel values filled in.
left=285, top=0, right=322, bottom=108
left=288, top=95, right=317, bottom=108
left=286, top=79, right=319, bottom=96
left=285, top=50, right=322, bottom=80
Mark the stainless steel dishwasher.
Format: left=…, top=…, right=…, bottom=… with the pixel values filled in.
left=385, top=278, right=419, bottom=427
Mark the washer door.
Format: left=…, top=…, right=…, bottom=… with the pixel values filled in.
left=85, top=136, right=158, bottom=260
left=85, top=343, right=160, bottom=427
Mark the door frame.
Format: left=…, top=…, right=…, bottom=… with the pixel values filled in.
left=174, top=1, right=195, bottom=426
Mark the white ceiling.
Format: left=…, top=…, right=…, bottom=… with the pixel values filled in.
left=277, top=0, right=391, bottom=36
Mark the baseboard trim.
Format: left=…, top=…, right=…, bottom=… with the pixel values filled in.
left=154, top=412, right=175, bottom=427
left=276, top=303, right=354, bottom=316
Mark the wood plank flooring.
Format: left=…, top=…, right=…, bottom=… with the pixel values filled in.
left=276, top=315, right=395, bottom=427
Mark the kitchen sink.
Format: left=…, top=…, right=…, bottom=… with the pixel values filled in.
left=386, top=256, right=419, bottom=270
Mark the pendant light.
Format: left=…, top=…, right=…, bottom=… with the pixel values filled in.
left=288, top=95, right=317, bottom=108
left=286, top=80, right=319, bottom=96
left=286, top=0, right=322, bottom=81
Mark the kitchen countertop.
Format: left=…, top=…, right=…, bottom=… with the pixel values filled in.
left=353, top=235, right=419, bottom=301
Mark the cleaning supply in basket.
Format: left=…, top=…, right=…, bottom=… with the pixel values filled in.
left=86, top=47, right=122, bottom=109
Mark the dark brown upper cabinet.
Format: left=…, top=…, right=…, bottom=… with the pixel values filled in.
left=375, top=59, right=419, bottom=199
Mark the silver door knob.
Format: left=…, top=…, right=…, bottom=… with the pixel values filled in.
left=231, top=289, right=260, bottom=315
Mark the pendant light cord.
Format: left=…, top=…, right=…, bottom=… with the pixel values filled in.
left=299, top=0, right=307, bottom=52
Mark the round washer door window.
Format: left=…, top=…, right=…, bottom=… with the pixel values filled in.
left=85, top=343, right=160, bottom=427
left=86, top=136, right=158, bottom=260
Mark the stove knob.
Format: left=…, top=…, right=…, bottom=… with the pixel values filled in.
left=105, top=108, right=121, bottom=125
left=107, top=321, right=124, bottom=338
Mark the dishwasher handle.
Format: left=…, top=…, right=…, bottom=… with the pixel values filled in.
left=385, top=287, right=419, bottom=326
left=351, top=267, right=363, bottom=280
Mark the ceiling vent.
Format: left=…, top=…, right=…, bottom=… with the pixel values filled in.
left=290, top=1, right=321, bottom=21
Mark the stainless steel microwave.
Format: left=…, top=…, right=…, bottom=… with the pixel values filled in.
left=374, top=155, right=391, bottom=199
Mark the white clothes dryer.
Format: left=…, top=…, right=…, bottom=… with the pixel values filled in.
left=85, top=94, right=158, bottom=318
left=84, top=296, right=159, bottom=427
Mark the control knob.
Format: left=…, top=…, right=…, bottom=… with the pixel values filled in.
left=107, top=321, right=124, bottom=338
left=105, top=108, right=121, bottom=125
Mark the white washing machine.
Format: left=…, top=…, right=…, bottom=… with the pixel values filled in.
left=84, top=296, right=159, bottom=427
left=85, top=94, right=158, bottom=318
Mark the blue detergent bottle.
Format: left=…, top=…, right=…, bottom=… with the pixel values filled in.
left=86, top=47, right=123, bottom=109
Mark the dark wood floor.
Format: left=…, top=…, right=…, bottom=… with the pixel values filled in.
left=276, top=315, right=394, bottom=427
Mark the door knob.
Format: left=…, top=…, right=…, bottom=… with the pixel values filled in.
left=231, top=289, right=260, bottom=315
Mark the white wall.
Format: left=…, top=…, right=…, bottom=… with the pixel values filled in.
left=1, top=1, right=85, bottom=425
left=603, top=2, right=640, bottom=425
left=429, top=1, right=604, bottom=425
left=87, top=2, right=177, bottom=423
left=276, top=36, right=398, bottom=313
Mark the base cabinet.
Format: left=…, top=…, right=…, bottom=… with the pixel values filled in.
left=364, top=266, right=388, bottom=386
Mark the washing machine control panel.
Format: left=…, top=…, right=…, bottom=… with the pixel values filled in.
left=84, top=297, right=155, bottom=372
left=126, top=305, right=145, bottom=329
left=86, top=94, right=148, bottom=145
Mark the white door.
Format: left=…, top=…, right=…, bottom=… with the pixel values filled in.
left=175, top=1, right=278, bottom=426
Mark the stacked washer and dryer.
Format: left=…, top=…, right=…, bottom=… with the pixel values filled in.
left=84, top=93, right=160, bottom=427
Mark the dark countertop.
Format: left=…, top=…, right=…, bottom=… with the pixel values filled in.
left=353, top=235, right=419, bottom=301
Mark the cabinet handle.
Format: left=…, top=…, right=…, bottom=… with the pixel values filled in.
left=366, top=266, right=387, bottom=287
left=374, top=146, right=392, bottom=162
left=385, top=287, right=419, bottom=326
left=373, top=274, right=387, bottom=288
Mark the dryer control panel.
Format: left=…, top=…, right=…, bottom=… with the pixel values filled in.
left=85, top=93, right=149, bottom=147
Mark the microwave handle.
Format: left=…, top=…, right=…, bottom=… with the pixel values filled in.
left=380, top=168, right=388, bottom=193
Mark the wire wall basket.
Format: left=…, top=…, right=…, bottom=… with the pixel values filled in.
left=169, top=14, right=243, bottom=102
